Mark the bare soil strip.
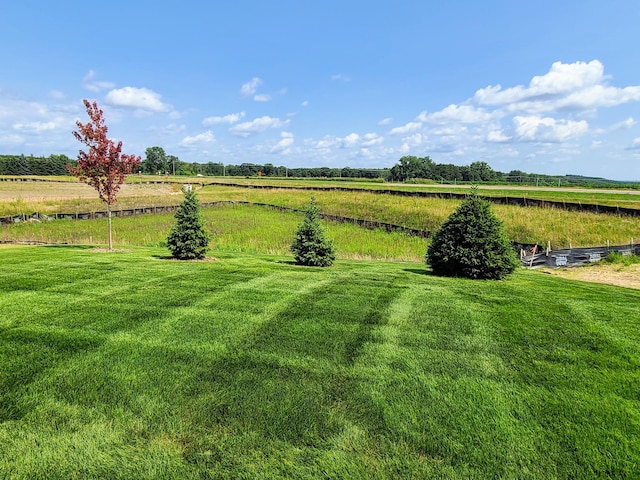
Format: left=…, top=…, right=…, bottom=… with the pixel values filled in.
left=541, top=263, right=640, bottom=290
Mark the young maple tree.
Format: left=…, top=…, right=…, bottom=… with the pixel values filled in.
left=67, top=99, right=141, bottom=250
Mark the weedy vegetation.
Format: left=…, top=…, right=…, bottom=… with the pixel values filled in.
left=2, top=179, right=640, bottom=249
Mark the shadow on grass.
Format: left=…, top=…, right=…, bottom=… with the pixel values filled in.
left=271, top=259, right=298, bottom=265
left=43, top=244, right=94, bottom=250
left=403, top=267, right=430, bottom=276
left=152, top=254, right=175, bottom=260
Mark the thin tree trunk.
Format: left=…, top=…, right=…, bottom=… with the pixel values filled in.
left=107, top=202, right=113, bottom=251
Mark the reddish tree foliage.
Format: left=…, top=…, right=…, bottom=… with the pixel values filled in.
left=68, top=99, right=141, bottom=249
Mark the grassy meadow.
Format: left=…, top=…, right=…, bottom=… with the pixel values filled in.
left=1, top=178, right=640, bottom=250
left=1, top=245, right=639, bottom=479
left=1, top=203, right=427, bottom=262
left=208, top=177, right=640, bottom=209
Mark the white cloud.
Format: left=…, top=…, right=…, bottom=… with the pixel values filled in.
left=241, top=77, right=262, bottom=97
left=627, top=138, right=640, bottom=150
left=105, top=87, right=170, bottom=112
left=343, top=133, right=360, bottom=147
left=378, top=117, right=393, bottom=126
left=556, top=85, right=640, bottom=111
left=356, top=148, right=373, bottom=158
left=529, top=60, right=604, bottom=92
left=82, top=70, right=116, bottom=92
left=388, top=121, right=422, bottom=135
left=418, top=104, right=497, bottom=124
left=474, top=60, right=604, bottom=106
left=486, top=129, right=511, bottom=143
left=301, top=100, right=309, bottom=107
left=610, top=117, right=636, bottom=130
left=0, top=133, right=25, bottom=144
left=13, top=121, right=56, bottom=132
left=429, top=125, right=468, bottom=137
left=594, top=117, right=636, bottom=135
left=148, top=123, right=186, bottom=135
left=271, top=132, right=294, bottom=153
left=0, top=96, right=80, bottom=152
left=278, top=131, right=294, bottom=146
left=180, top=130, right=215, bottom=146
left=362, top=133, right=383, bottom=147
left=307, top=136, right=339, bottom=150
left=49, top=90, right=65, bottom=99
left=402, top=133, right=425, bottom=146
left=304, top=132, right=383, bottom=152
left=254, top=94, right=271, bottom=102
left=331, top=74, right=351, bottom=82
left=473, top=60, right=640, bottom=114
left=513, top=115, right=589, bottom=142
left=229, top=116, right=290, bottom=137
left=202, top=111, right=245, bottom=126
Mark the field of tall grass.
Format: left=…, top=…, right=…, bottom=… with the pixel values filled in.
left=1, top=204, right=427, bottom=262
left=2, top=178, right=639, bottom=249
left=194, top=185, right=640, bottom=248
left=203, top=176, right=640, bottom=208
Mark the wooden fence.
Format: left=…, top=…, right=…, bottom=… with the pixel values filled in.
left=2, top=196, right=638, bottom=268
left=204, top=182, right=640, bottom=217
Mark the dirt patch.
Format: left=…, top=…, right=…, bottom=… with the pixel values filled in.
left=0, top=181, right=181, bottom=201
left=541, top=263, right=640, bottom=290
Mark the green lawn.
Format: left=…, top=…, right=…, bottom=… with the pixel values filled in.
left=1, top=246, right=639, bottom=479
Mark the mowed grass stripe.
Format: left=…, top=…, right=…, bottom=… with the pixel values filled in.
left=1, top=246, right=639, bottom=478
left=338, top=281, right=537, bottom=478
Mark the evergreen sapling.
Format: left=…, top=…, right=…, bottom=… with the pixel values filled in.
left=291, top=197, right=336, bottom=267
left=167, top=188, right=210, bottom=260
left=426, top=189, right=519, bottom=279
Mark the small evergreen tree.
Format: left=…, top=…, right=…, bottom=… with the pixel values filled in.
left=291, top=197, right=336, bottom=267
left=426, top=189, right=519, bottom=279
left=167, top=188, right=210, bottom=260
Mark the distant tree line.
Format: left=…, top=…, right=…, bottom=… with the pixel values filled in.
left=139, top=146, right=390, bottom=179
left=186, top=163, right=388, bottom=179
left=388, top=155, right=637, bottom=188
left=2, top=148, right=636, bottom=188
left=389, top=156, right=501, bottom=182
left=0, top=154, right=76, bottom=176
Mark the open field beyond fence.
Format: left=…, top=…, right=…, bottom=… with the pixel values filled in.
left=1, top=177, right=639, bottom=253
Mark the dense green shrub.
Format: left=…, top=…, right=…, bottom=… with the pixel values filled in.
left=167, top=188, right=210, bottom=259
left=291, top=197, right=336, bottom=267
left=426, top=189, right=519, bottom=279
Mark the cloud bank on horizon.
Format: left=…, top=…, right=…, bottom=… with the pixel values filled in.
left=1, top=2, right=639, bottom=180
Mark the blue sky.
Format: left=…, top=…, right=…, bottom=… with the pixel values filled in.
left=1, top=1, right=640, bottom=180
